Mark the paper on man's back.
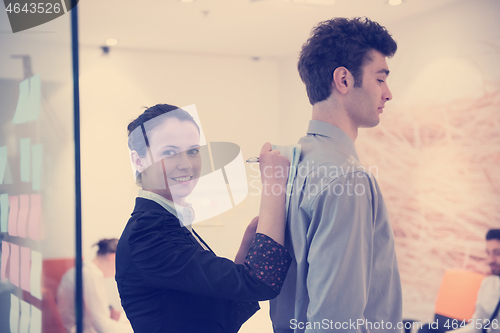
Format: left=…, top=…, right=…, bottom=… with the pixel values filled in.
left=271, top=144, right=301, bottom=219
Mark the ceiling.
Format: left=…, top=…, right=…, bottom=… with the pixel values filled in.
left=0, top=0, right=461, bottom=58
left=76, top=0, right=460, bottom=58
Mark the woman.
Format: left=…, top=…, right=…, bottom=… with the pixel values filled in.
left=116, top=104, right=291, bottom=333
left=57, top=239, right=133, bottom=333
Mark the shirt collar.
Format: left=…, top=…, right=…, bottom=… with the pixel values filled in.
left=306, top=120, right=360, bottom=161
left=137, top=189, right=195, bottom=228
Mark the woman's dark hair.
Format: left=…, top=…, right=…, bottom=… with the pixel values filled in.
left=94, top=238, right=118, bottom=256
left=127, top=104, right=200, bottom=159
left=298, top=17, right=397, bottom=105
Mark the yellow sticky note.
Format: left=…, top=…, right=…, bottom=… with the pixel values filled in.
left=30, top=250, right=42, bottom=300
left=10, top=294, right=20, bottom=333
left=19, top=299, right=31, bottom=333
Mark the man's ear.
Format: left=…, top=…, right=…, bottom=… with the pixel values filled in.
left=332, top=67, right=350, bottom=95
left=131, top=150, right=146, bottom=173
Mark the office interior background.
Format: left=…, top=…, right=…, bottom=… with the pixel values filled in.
left=0, top=0, right=499, bottom=332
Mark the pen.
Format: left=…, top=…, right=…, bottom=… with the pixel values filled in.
left=246, top=157, right=259, bottom=163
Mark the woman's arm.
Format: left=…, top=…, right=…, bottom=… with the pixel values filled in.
left=234, top=216, right=259, bottom=264
left=255, top=142, right=289, bottom=246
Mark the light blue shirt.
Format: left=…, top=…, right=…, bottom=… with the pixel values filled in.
left=270, top=120, right=402, bottom=333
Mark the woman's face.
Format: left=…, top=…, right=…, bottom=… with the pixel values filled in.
left=133, top=117, right=201, bottom=203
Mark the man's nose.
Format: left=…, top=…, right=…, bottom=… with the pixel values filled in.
left=384, top=85, right=393, bottom=101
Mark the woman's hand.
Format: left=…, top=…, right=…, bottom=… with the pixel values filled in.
left=256, top=142, right=290, bottom=246
left=259, top=142, right=290, bottom=192
left=234, top=216, right=259, bottom=264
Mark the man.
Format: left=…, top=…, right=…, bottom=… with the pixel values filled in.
left=446, top=229, right=500, bottom=333
left=270, top=17, right=402, bottom=332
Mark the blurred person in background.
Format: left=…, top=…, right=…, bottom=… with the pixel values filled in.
left=57, top=238, right=133, bottom=333
left=420, top=229, right=500, bottom=333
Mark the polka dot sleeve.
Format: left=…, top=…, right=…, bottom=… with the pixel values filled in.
left=244, top=233, right=292, bottom=294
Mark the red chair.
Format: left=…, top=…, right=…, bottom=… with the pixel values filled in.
left=42, top=258, right=75, bottom=333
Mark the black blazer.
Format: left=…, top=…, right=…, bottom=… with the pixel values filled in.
left=116, top=198, right=291, bottom=333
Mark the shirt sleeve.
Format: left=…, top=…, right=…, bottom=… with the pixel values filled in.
left=128, top=214, right=291, bottom=302
left=305, top=172, right=375, bottom=332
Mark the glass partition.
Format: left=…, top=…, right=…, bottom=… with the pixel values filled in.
left=0, top=5, right=77, bottom=333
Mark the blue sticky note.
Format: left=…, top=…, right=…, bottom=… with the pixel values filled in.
left=20, top=138, right=30, bottom=182
left=0, top=194, right=8, bottom=233
left=12, top=78, right=30, bottom=124
left=0, top=146, right=7, bottom=184
left=26, top=74, right=41, bottom=122
left=31, top=144, right=42, bottom=191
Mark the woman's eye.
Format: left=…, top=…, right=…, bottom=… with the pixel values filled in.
left=188, top=148, right=200, bottom=155
left=164, top=150, right=177, bottom=156
left=378, top=79, right=385, bottom=83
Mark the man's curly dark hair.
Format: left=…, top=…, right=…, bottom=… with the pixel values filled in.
left=298, top=17, right=397, bottom=105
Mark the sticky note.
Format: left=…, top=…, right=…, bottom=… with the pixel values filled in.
left=20, top=138, right=31, bottom=182
left=12, top=78, right=30, bottom=124
left=31, top=144, right=42, bottom=191
left=0, top=146, right=8, bottom=184
left=17, top=195, right=30, bottom=238
left=8, top=196, right=19, bottom=237
left=1, top=241, right=9, bottom=281
left=28, top=195, right=41, bottom=240
left=9, top=244, right=19, bottom=287
left=30, top=305, right=41, bottom=333
left=19, top=299, right=30, bottom=333
left=10, top=294, right=20, bottom=333
left=1, top=193, right=8, bottom=233
left=11, top=75, right=41, bottom=124
left=2, top=160, right=12, bottom=184
left=30, top=251, right=42, bottom=300
left=26, top=74, right=41, bottom=122
left=20, top=247, right=31, bottom=292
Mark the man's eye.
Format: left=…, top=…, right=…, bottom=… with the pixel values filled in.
left=188, top=148, right=200, bottom=155
left=378, top=79, right=385, bottom=83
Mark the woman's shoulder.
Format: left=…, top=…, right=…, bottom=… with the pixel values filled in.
left=129, top=197, right=182, bottom=229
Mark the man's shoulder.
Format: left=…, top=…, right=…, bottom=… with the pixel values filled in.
left=298, top=142, right=371, bottom=181
left=480, top=275, right=500, bottom=288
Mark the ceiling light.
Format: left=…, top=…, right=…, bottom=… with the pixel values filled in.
left=388, top=0, right=402, bottom=5
left=254, top=0, right=335, bottom=5
left=106, top=38, right=118, bottom=46
left=181, top=0, right=194, bottom=3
